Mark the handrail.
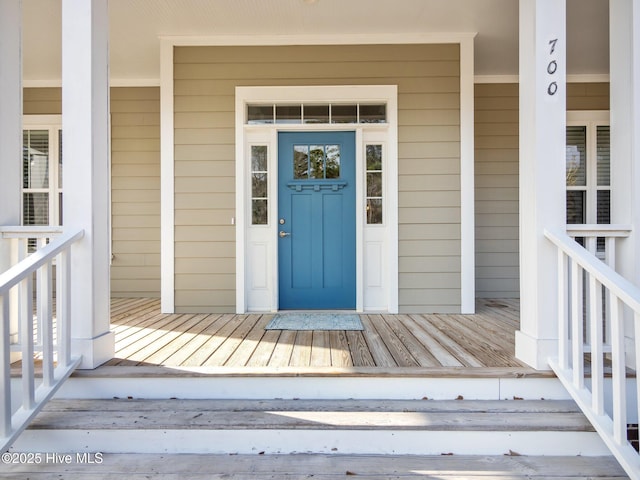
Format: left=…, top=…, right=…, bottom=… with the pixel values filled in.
left=1, top=228, right=84, bottom=452
left=545, top=228, right=640, bottom=311
left=0, top=230, right=83, bottom=295
left=0, top=226, right=64, bottom=240
left=566, top=224, right=632, bottom=238
left=545, top=227, right=640, bottom=479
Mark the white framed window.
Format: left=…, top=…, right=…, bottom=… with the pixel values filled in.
left=566, top=111, right=610, bottom=253
left=566, top=111, right=610, bottom=226
left=22, top=116, right=63, bottom=228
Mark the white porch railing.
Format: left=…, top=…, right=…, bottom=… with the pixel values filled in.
left=566, top=224, right=631, bottom=267
left=566, top=225, right=632, bottom=348
left=0, top=227, right=84, bottom=452
left=0, top=226, right=64, bottom=350
left=546, top=227, right=640, bottom=479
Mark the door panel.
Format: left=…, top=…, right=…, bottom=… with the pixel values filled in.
left=278, top=131, right=356, bottom=310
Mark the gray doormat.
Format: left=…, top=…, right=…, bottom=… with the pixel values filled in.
left=265, top=313, right=363, bottom=331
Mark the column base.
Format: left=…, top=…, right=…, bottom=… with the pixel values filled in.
left=72, top=330, right=115, bottom=369
left=515, top=331, right=558, bottom=371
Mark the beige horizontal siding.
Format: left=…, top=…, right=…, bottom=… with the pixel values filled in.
left=110, top=87, right=161, bottom=298
left=23, top=87, right=161, bottom=298
left=174, top=44, right=461, bottom=313
left=567, top=82, right=609, bottom=110
left=23, top=88, right=61, bottom=115
left=474, top=82, right=610, bottom=299
left=473, top=80, right=520, bottom=299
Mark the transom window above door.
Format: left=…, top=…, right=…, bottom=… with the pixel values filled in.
left=246, top=103, right=386, bottom=125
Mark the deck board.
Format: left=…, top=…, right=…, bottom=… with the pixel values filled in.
left=359, top=314, right=397, bottom=367
left=345, top=330, right=375, bottom=367
left=289, top=330, right=313, bottom=367
left=267, top=329, right=296, bottom=367
left=101, top=298, right=529, bottom=370
left=328, top=330, right=353, bottom=367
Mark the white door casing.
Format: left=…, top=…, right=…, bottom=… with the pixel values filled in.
left=236, top=85, right=399, bottom=313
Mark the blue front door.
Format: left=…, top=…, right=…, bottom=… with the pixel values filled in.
left=278, top=131, right=356, bottom=310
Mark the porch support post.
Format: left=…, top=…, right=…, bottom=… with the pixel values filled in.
left=610, top=0, right=640, bottom=366
left=610, top=0, right=640, bottom=285
left=516, top=0, right=566, bottom=370
left=0, top=0, right=23, bottom=269
left=62, top=0, right=114, bottom=369
left=0, top=0, right=22, bottom=351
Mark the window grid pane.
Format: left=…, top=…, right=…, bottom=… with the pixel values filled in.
left=597, top=126, right=610, bottom=186
left=23, top=192, right=49, bottom=225
left=366, top=145, right=383, bottom=224
left=566, top=126, right=586, bottom=187
left=251, top=145, right=268, bottom=225
left=23, top=130, right=50, bottom=189
left=566, top=190, right=585, bottom=224
left=597, top=190, right=610, bottom=224
left=247, top=105, right=274, bottom=124
left=58, top=129, right=63, bottom=188
left=275, top=105, right=302, bottom=124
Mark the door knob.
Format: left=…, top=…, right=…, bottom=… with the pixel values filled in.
left=279, top=231, right=291, bottom=238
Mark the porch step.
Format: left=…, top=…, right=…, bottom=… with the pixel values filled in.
left=0, top=453, right=630, bottom=479
left=11, top=398, right=611, bottom=456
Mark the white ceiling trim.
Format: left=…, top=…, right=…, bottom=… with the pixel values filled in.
left=160, top=31, right=478, bottom=46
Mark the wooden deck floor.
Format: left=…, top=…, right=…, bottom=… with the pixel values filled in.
left=104, top=298, right=528, bottom=370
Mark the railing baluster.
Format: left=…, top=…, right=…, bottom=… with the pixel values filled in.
left=41, top=260, right=54, bottom=388
left=19, top=275, right=35, bottom=411
left=589, top=275, right=604, bottom=415
left=9, top=239, right=19, bottom=345
left=15, top=239, right=27, bottom=347
left=571, top=260, right=584, bottom=388
left=35, top=237, right=47, bottom=347
left=604, top=237, right=615, bottom=346
left=57, top=249, right=71, bottom=367
left=0, top=293, right=10, bottom=437
left=558, top=249, right=569, bottom=369
left=605, top=236, right=616, bottom=269
left=609, top=293, right=627, bottom=445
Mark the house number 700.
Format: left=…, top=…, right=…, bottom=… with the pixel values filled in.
left=547, top=38, right=558, bottom=96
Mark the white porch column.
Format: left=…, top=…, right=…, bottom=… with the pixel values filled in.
left=610, top=0, right=640, bottom=285
left=516, top=0, right=567, bottom=370
left=62, top=0, right=114, bottom=369
left=0, top=0, right=23, bottom=271
left=610, top=0, right=640, bottom=366
left=0, top=0, right=22, bottom=351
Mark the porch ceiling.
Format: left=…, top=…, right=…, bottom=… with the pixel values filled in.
left=23, top=0, right=609, bottom=84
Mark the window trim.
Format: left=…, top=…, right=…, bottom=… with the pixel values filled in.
left=22, top=115, right=63, bottom=228
left=566, top=110, right=610, bottom=225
